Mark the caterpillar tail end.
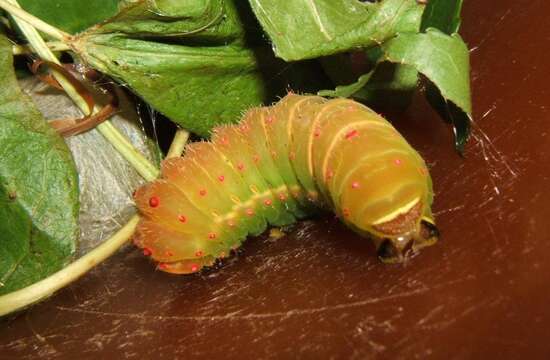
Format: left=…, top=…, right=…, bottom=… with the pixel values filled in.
left=377, top=219, right=439, bottom=264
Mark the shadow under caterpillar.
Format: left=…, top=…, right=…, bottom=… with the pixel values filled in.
left=133, top=94, right=439, bottom=274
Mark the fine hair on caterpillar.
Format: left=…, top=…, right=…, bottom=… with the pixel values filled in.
left=133, top=93, right=439, bottom=274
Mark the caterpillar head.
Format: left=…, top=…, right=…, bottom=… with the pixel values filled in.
left=370, top=201, right=439, bottom=263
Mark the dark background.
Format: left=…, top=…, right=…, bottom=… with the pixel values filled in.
left=2, top=0, right=549, bottom=358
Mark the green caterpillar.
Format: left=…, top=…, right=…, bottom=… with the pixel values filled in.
left=133, top=94, right=438, bottom=274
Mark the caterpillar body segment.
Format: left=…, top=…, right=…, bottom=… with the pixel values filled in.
left=134, top=94, right=438, bottom=274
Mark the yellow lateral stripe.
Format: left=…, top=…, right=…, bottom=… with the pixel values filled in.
left=371, top=197, right=420, bottom=225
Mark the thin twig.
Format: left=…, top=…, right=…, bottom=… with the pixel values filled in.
left=12, top=41, right=70, bottom=55
left=0, top=217, right=140, bottom=317
left=166, top=128, right=190, bottom=159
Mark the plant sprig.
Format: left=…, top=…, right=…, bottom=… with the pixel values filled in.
left=0, top=0, right=159, bottom=181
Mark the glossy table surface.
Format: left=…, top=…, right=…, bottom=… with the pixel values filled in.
left=2, top=1, right=549, bottom=358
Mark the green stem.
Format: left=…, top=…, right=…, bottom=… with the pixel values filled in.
left=0, top=216, right=140, bottom=317
left=0, top=126, right=190, bottom=317
left=12, top=41, right=70, bottom=55
left=166, top=128, right=190, bottom=158
left=3, top=0, right=159, bottom=181
left=0, top=0, right=70, bottom=41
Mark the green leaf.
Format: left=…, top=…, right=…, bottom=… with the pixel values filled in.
left=72, top=0, right=325, bottom=136
left=17, top=0, right=120, bottom=34
left=249, top=0, right=422, bottom=61
left=380, top=28, right=472, bottom=151
left=420, top=0, right=463, bottom=34
left=0, top=35, right=79, bottom=294
left=318, top=71, right=373, bottom=98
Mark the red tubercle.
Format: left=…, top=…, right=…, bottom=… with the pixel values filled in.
left=240, top=123, right=250, bottom=133
left=326, top=169, right=334, bottom=181
left=351, top=181, right=360, bottom=189
left=142, top=247, right=152, bottom=256
left=149, top=196, right=160, bottom=208
left=253, top=154, right=260, bottom=163
left=237, top=163, right=245, bottom=171
left=165, top=250, right=174, bottom=257
left=345, top=129, right=358, bottom=140
left=190, top=264, right=199, bottom=272
left=178, top=214, right=187, bottom=223
left=220, top=136, right=229, bottom=145
left=158, top=263, right=168, bottom=270
left=265, top=115, right=275, bottom=124
left=195, top=250, right=204, bottom=257
left=218, top=175, right=225, bottom=182
left=343, top=208, right=350, bottom=217
left=279, top=193, right=287, bottom=201
left=227, top=220, right=236, bottom=227
left=246, top=208, right=254, bottom=216
left=394, top=158, right=403, bottom=166
left=314, top=128, right=321, bottom=138
left=264, top=199, right=272, bottom=206
left=199, top=189, right=207, bottom=196
left=208, top=232, right=217, bottom=240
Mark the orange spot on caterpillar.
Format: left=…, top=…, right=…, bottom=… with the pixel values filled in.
left=279, top=193, right=287, bottom=201
left=394, top=158, right=402, bottom=166
left=199, top=189, right=207, bottom=196
left=142, top=247, right=152, bottom=256
left=246, top=208, right=254, bottom=216
left=149, top=196, right=160, bottom=208
left=165, top=250, right=173, bottom=257
left=345, top=129, right=358, bottom=140
left=190, top=264, right=199, bottom=272
left=264, top=199, right=272, bottom=206
left=218, top=175, right=225, bottom=182
left=178, top=215, right=187, bottom=223
left=195, top=250, right=203, bottom=257
left=266, top=115, right=275, bottom=124
left=221, top=136, right=229, bottom=145
left=326, top=169, right=334, bottom=180
left=343, top=208, right=350, bottom=217
left=227, top=220, right=236, bottom=227
left=208, top=232, right=217, bottom=240
left=351, top=181, right=360, bottom=189
left=253, top=154, right=260, bottom=163
left=237, top=163, right=245, bottom=171
left=314, top=128, right=321, bottom=137
left=158, top=263, right=168, bottom=270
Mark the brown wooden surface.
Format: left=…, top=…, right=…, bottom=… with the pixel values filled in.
left=1, top=1, right=549, bottom=358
